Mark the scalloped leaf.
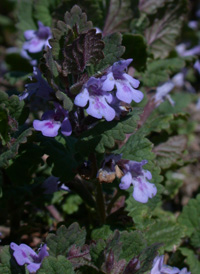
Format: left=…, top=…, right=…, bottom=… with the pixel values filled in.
left=0, top=128, right=33, bottom=168
left=179, top=248, right=200, bottom=274
left=139, top=0, right=172, bottom=15
left=94, top=32, right=125, bottom=72
left=61, top=29, right=104, bottom=75
left=34, top=0, right=60, bottom=26
left=77, top=108, right=142, bottom=155
left=103, top=0, right=133, bottom=35
left=46, top=223, right=86, bottom=257
left=144, top=0, right=187, bottom=59
left=153, top=135, right=187, bottom=169
left=40, top=136, right=77, bottom=181
left=38, top=256, right=75, bottom=274
left=64, top=5, right=93, bottom=33
left=178, top=194, right=200, bottom=238
left=135, top=58, right=186, bottom=87
left=145, top=220, right=184, bottom=253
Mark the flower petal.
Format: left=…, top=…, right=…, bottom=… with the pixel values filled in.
left=38, top=244, right=49, bottom=261
left=61, top=117, right=72, bottom=136
left=24, top=30, right=36, bottom=40
left=102, top=72, right=115, bottom=92
left=33, top=120, right=61, bottom=137
left=10, top=243, right=37, bottom=266
left=123, top=73, right=140, bottom=88
left=23, top=38, right=45, bottom=53
left=132, top=177, right=157, bottom=203
left=27, top=262, right=41, bottom=273
left=116, top=81, right=134, bottom=104
left=74, top=88, right=89, bottom=107
left=119, top=172, right=132, bottom=190
left=87, top=96, right=115, bottom=121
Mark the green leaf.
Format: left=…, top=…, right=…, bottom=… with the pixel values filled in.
left=17, top=0, right=36, bottom=40
left=0, top=128, right=33, bottom=168
left=103, top=0, right=133, bottom=35
left=38, top=256, right=75, bottom=274
left=136, top=58, right=186, bottom=87
left=62, top=194, right=83, bottom=215
left=119, top=231, right=146, bottom=261
left=178, top=194, right=200, bottom=237
left=91, top=225, right=113, bottom=241
left=90, top=240, right=106, bottom=269
left=145, top=220, right=184, bottom=253
left=0, top=246, right=27, bottom=274
left=153, top=135, right=187, bottom=169
left=122, top=33, right=148, bottom=71
left=137, top=243, right=161, bottom=274
left=179, top=248, right=200, bottom=274
left=55, top=91, right=73, bottom=111
left=62, top=29, right=104, bottom=75
left=34, top=0, right=60, bottom=26
left=144, top=0, right=187, bottom=58
left=46, top=223, right=86, bottom=257
left=64, top=5, right=93, bottom=33
left=139, top=0, right=171, bottom=15
left=94, top=32, right=125, bottom=72
left=77, top=108, right=142, bottom=155
left=4, top=71, right=31, bottom=85
left=41, top=136, right=77, bottom=181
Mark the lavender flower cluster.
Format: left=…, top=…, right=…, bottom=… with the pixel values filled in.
left=31, top=58, right=143, bottom=137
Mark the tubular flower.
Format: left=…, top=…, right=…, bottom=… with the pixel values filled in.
left=150, top=256, right=191, bottom=274
left=10, top=243, right=49, bottom=273
left=23, top=21, right=52, bottom=53
left=20, top=67, right=54, bottom=100
left=119, top=160, right=157, bottom=203
left=33, top=104, right=72, bottom=137
left=102, top=59, right=144, bottom=104
left=74, top=77, right=115, bottom=121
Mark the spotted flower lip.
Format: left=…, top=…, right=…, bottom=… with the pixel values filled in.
left=74, top=77, right=116, bottom=121
left=119, top=160, right=157, bottom=203
left=23, top=21, right=52, bottom=53
left=33, top=104, right=72, bottom=137
left=10, top=242, right=49, bottom=273
left=102, top=59, right=144, bottom=104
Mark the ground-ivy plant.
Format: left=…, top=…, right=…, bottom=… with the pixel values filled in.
left=0, top=0, right=200, bottom=273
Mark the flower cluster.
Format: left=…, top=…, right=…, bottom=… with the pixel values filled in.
left=119, top=159, right=157, bottom=203
left=150, top=256, right=191, bottom=274
left=74, top=58, right=143, bottom=121
left=98, top=155, right=157, bottom=203
left=23, top=21, right=52, bottom=54
left=10, top=242, right=49, bottom=273
left=30, top=59, right=142, bottom=138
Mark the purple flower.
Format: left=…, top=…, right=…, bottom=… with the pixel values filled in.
left=154, top=81, right=175, bottom=106
left=20, top=67, right=54, bottom=101
left=42, top=176, right=70, bottom=194
left=119, top=160, right=157, bottom=203
left=150, top=256, right=191, bottom=274
left=23, top=21, right=52, bottom=53
left=10, top=243, right=49, bottom=273
left=74, top=77, right=115, bottom=121
left=102, top=59, right=143, bottom=104
left=33, top=104, right=72, bottom=137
